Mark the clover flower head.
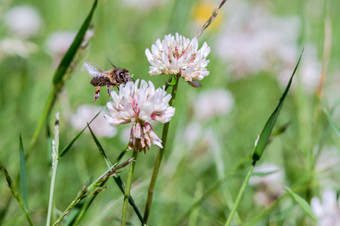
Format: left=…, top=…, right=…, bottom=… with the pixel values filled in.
left=104, top=79, right=175, bottom=152
left=145, top=33, right=210, bottom=82
left=4, top=5, right=42, bottom=39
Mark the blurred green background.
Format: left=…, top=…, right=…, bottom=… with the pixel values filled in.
left=1, top=0, right=340, bottom=225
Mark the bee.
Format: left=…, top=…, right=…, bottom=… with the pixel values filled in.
left=83, top=62, right=131, bottom=102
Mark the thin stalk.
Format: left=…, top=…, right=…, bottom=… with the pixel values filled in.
left=46, top=159, right=58, bottom=226
left=54, top=159, right=133, bottom=225
left=143, top=75, right=180, bottom=224
left=225, top=160, right=256, bottom=226
left=46, top=113, right=60, bottom=226
left=121, top=151, right=138, bottom=226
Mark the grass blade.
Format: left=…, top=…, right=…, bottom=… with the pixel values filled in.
left=252, top=50, right=303, bottom=161
left=19, top=134, right=28, bottom=209
left=28, top=0, right=98, bottom=158
left=226, top=51, right=303, bottom=225
left=87, top=124, right=111, bottom=165
left=0, top=162, right=34, bottom=226
left=52, top=0, right=98, bottom=86
left=59, top=107, right=103, bottom=157
left=87, top=126, right=145, bottom=224
left=285, top=187, right=317, bottom=221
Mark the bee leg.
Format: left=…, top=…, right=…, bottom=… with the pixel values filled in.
left=107, top=84, right=111, bottom=97
left=94, top=86, right=101, bottom=103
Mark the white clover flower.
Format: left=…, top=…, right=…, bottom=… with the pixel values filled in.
left=145, top=33, right=210, bottom=82
left=4, top=5, right=42, bottom=39
left=71, top=105, right=117, bottom=138
left=105, top=79, right=175, bottom=152
left=311, top=190, right=340, bottom=226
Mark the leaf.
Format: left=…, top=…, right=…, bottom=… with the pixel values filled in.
left=252, top=50, right=303, bottom=161
left=168, top=76, right=177, bottom=86
left=87, top=124, right=111, bottom=166
left=59, top=107, right=103, bottom=157
left=0, top=162, right=33, bottom=226
left=19, top=134, right=28, bottom=209
left=52, top=0, right=98, bottom=86
left=28, top=0, right=98, bottom=159
left=285, top=187, right=317, bottom=221
left=251, top=169, right=280, bottom=177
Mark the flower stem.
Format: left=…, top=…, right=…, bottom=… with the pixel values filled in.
left=225, top=160, right=256, bottom=226
left=143, top=75, right=180, bottom=224
left=121, top=151, right=138, bottom=226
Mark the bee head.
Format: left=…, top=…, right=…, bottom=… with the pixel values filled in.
left=115, top=68, right=131, bottom=83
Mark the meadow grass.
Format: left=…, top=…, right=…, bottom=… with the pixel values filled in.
left=1, top=0, right=340, bottom=225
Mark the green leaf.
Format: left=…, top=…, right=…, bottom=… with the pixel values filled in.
left=252, top=50, right=303, bottom=161
left=19, top=134, right=28, bottom=209
left=323, top=108, right=340, bottom=137
left=168, top=76, right=177, bottom=86
left=284, top=187, right=317, bottom=221
left=59, top=108, right=103, bottom=157
left=0, top=162, right=34, bottom=226
left=52, top=0, right=98, bottom=86
left=28, top=0, right=98, bottom=159
left=87, top=124, right=111, bottom=166
left=251, top=169, right=280, bottom=177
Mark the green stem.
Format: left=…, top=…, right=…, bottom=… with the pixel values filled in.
left=121, top=151, right=138, bottom=226
left=143, top=75, right=179, bottom=224
left=225, top=160, right=256, bottom=226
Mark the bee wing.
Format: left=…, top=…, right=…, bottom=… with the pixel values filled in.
left=82, top=62, right=106, bottom=77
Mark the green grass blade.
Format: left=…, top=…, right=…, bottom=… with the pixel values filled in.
left=0, top=162, right=34, bottom=226
left=19, top=134, right=28, bottom=209
left=52, top=0, right=98, bottom=86
left=59, top=108, right=103, bottom=157
left=28, top=0, right=98, bottom=158
left=285, top=187, right=317, bottom=221
left=252, top=50, right=303, bottom=161
left=87, top=124, right=111, bottom=166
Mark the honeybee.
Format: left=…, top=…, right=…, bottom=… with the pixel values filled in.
left=83, top=62, right=131, bottom=102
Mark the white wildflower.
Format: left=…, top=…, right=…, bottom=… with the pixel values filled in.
left=105, top=79, right=175, bottom=153
left=145, top=33, right=210, bottom=82
left=4, top=5, right=42, bottom=39
left=311, top=190, right=340, bottom=226
left=193, top=89, right=234, bottom=120
left=71, top=105, right=117, bottom=138
left=215, top=1, right=300, bottom=78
